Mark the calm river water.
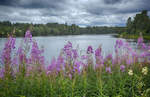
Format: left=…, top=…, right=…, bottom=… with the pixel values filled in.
left=0, top=34, right=138, bottom=62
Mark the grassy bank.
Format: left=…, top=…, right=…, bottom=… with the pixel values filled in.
left=117, top=34, right=150, bottom=40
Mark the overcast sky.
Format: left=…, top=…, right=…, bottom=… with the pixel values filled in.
left=0, top=0, right=150, bottom=27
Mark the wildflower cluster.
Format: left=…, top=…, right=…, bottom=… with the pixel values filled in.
left=0, top=30, right=150, bottom=97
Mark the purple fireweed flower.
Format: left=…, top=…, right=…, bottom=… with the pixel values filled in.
left=31, top=41, right=45, bottom=64
left=137, top=37, right=148, bottom=50
left=87, top=46, right=93, bottom=54
left=63, top=42, right=73, bottom=58
left=63, top=41, right=72, bottom=51
left=47, top=58, right=57, bottom=72
left=131, top=51, right=138, bottom=57
left=68, top=73, right=72, bottom=79
left=148, top=46, right=150, bottom=50
left=65, top=49, right=72, bottom=58
left=27, top=58, right=32, bottom=64
left=120, top=65, right=125, bottom=72
left=146, top=51, right=150, bottom=56
left=115, top=48, right=118, bottom=53
left=25, top=30, right=32, bottom=42
left=95, top=63, right=104, bottom=68
left=105, top=67, right=111, bottom=73
left=116, top=40, right=119, bottom=45
left=124, top=42, right=129, bottom=47
left=11, top=57, right=19, bottom=67
left=141, top=43, right=147, bottom=49
left=95, top=55, right=104, bottom=66
left=11, top=37, right=16, bottom=49
left=17, top=47, right=23, bottom=55
left=7, top=36, right=16, bottom=49
left=39, top=56, right=45, bottom=65
left=112, top=58, right=117, bottom=65
left=115, top=39, right=124, bottom=48
left=12, top=66, right=18, bottom=77
left=140, top=52, right=147, bottom=58
left=72, top=49, right=78, bottom=59
left=26, top=65, right=33, bottom=76
left=137, top=37, right=143, bottom=45
left=0, top=68, right=5, bottom=78
left=124, top=42, right=132, bottom=51
left=56, top=56, right=65, bottom=71
left=131, top=51, right=138, bottom=63
left=1, top=36, right=16, bottom=65
left=119, top=40, right=123, bottom=48
left=126, top=58, right=132, bottom=65
left=17, top=47, right=27, bottom=64
left=73, top=61, right=81, bottom=73
left=95, top=48, right=102, bottom=57
left=106, top=54, right=113, bottom=60
left=127, top=47, right=132, bottom=51
left=47, top=57, right=63, bottom=73
left=57, top=56, right=64, bottom=65
left=81, top=55, right=88, bottom=60
left=115, top=40, right=120, bottom=48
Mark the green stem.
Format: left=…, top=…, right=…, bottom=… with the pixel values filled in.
left=72, top=77, right=76, bottom=97
left=132, top=76, right=135, bottom=97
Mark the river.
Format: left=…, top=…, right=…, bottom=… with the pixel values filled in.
left=0, top=34, right=139, bottom=62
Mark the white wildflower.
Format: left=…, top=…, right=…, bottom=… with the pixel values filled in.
left=128, top=69, right=133, bottom=76
left=142, top=67, right=148, bottom=75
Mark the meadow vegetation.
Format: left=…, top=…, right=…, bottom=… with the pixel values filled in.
left=0, top=30, right=150, bottom=97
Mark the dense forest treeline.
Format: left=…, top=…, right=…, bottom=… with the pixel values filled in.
left=0, top=21, right=125, bottom=37
left=126, top=10, right=150, bottom=35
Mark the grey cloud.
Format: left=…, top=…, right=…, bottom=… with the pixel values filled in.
left=0, top=0, right=18, bottom=6
left=0, top=0, right=150, bottom=26
left=84, top=0, right=150, bottom=15
left=103, top=0, right=122, bottom=4
left=0, top=0, right=67, bottom=9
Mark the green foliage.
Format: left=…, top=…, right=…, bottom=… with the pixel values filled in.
left=126, top=10, right=150, bottom=35
left=0, top=64, right=150, bottom=97
left=0, top=21, right=125, bottom=37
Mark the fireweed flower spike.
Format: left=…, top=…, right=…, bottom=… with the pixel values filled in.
left=0, top=68, right=5, bottom=78
left=106, top=67, right=111, bottom=73
left=47, top=57, right=57, bottom=71
left=95, top=46, right=104, bottom=67
left=141, top=43, right=147, bottom=49
left=24, top=30, right=32, bottom=42
left=137, top=37, right=143, bottom=46
left=81, top=55, right=88, bottom=60
left=120, top=65, right=125, bottom=72
left=73, top=61, right=81, bottom=74
left=17, top=47, right=27, bottom=64
left=115, top=39, right=124, bottom=48
left=63, top=41, right=73, bottom=59
left=95, top=47, right=102, bottom=57
left=126, top=58, right=132, bottom=65
left=87, top=46, right=93, bottom=54
left=1, top=36, right=16, bottom=77
left=31, top=41, right=45, bottom=65
left=1, top=36, right=16, bottom=65
left=72, top=49, right=78, bottom=59
left=106, top=54, right=112, bottom=60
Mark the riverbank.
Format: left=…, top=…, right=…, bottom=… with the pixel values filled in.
left=116, top=34, right=150, bottom=40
